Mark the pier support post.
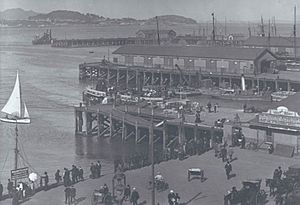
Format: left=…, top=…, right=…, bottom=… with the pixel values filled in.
left=287, top=81, right=291, bottom=91
left=251, top=79, right=255, bottom=89
left=163, top=123, right=167, bottom=150
left=86, top=111, right=92, bottom=135
left=143, top=72, right=146, bottom=86
left=194, top=125, right=197, bottom=142
left=229, top=77, right=232, bottom=88
left=107, top=67, right=110, bottom=85
left=136, top=70, right=139, bottom=88
left=275, top=80, right=278, bottom=91
left=117, top=69, right=120, bottom=88
left=75, top=110, right=79, bottom=133
left=109, top=113, right=113, bottom=142
left=126, top=70, right=129, bottom=88
left=160, top=73, right=163, bottom=86
left=97, top=109, right=101, bottom=137
left=122, top=116, right=126, bottom=142
left=151, top=72, right=154, bottom=85
left=170, top=74, right=173, bottom=87
left=135, top=121, right=139, bottom=145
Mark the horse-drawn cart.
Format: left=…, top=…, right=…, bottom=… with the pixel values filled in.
left=224, top=179, right=267, bottom=205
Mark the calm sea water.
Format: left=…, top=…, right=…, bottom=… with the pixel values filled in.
left=0, top=22, right=290, bottom=183
left=0, top=23, right=209, bottom=183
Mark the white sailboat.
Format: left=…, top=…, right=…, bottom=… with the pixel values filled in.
left=0, top=72, right=30, bottom=124
left=0, top=71, right=31, bottom=178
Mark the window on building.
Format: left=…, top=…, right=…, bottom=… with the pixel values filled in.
left=164, top=57, right=173, bottom=67
left=144, top=56, right=153, bottom=66
left=184, top=59, right=194, bottom=69
left=125, top=56, right=134, bottom=65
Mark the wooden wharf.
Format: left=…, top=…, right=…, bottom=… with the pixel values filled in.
left=74, top=103, right=223, bottom=157
left=79, top=61, right=300, bottom=92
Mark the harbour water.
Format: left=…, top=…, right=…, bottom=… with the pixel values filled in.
left=0, top=23, right=206, bottom=183
left=0, top=22, right=283, bottom=183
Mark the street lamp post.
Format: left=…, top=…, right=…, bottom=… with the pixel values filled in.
left=150, top=104, right=155, bottom=205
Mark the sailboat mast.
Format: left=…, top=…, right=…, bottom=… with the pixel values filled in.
left=14, top=123, right=19, bottom=185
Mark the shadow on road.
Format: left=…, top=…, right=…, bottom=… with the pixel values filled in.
left=184, top=192, right=207, bottom=204
left=75, top=196, right=86, bottom=204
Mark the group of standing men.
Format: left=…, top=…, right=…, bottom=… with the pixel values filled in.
left=90, top=161, right=102, bottom=179
left=54, top=165, right=84, bottom=187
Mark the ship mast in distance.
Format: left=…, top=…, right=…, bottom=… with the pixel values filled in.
left=294, top=6, right=297, bottom=61
left=225, top=17, right=227, bottom=36
left=261, top=16, right=265, bottom=37
left=212, top=13, right=215, bottom=43
left=268, top=19, right=271, bottom=49
left=248, top=22, right=252, bottom=37
left=156, top=16, right=160, bottom=45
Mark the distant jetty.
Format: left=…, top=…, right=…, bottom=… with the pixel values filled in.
left=32, top=29, right=53, bottom=45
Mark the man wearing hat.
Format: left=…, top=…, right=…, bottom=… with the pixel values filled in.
left=168, top=190, right=176, bottom=205
left=130, top=187, right=139, bottom=205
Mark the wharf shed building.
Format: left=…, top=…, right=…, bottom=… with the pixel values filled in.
left=243, top=36, right=300, bottom=58
left=112, top=45, right=276, bottom=75
left=80, top=45, right=300, bottom=91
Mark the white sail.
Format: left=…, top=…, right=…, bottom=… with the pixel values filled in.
left=1, top=72, right=21, bottom=117
left=23, top=103, right=30, bottom=119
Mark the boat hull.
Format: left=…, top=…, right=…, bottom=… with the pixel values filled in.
left=0, top=118, right=30, bottom=124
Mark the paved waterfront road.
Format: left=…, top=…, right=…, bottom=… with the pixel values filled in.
left=1, top=148, right=300, bottom=205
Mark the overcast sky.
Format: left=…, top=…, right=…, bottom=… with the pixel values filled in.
left=1, top=0, right=300, bottom=22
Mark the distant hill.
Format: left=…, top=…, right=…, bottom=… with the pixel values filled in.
left=0, top=9, right=198, bottom=27
left=0, top=8, right=39, bottom=20
left=28, top=10, right=102, bottom=23
left=146, top=15, right=197, bottom=25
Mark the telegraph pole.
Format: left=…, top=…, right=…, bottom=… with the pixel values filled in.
left=150, top=104, right=155, bottom=205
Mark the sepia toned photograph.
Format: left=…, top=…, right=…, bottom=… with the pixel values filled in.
left=1, top=0, right=300, bottom=204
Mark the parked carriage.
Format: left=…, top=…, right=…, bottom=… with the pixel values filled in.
left=224, top=179, right=267, bottom=205
left=284, top=164, right=300, bottom=189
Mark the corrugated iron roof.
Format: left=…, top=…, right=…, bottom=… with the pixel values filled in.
left=112, top=45, right=272, bottom=60
left=244, top=36, right=300, bottom=48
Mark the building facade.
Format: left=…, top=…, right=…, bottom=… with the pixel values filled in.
left=250, top=106, right=300, bottom=155
left=112, top=45, right=277, bottom=75
left=243, top=36, right=300, bottom=57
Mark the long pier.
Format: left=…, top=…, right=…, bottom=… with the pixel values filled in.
left=79, top=61, right=300, bottom=92
left=51, top=37, right=160, bottom=48
left=74, top=103, right=223, bottom=159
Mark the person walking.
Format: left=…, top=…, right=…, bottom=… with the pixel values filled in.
left=44, top=172, right=49, bottom=190
left=225, top=161, right=232, bottom=180
left=0, top=181, right=3, bottom=201
left=7, top=179, right=14, bottom=197
left=55, top=169, right=62, bottom=184
left=123, top=184, right=131, bottom=201
left=278, top=166, right=283, bottom=179
left=214, top=103, right=218, bottom=113
left=207, top=102, right=212, bottom=113
left=64, top=186, right=71, bottom=205
left=70, top=186, right=76, bottom=204
left=228, top=148, right=234, bottom=162
left=78, top=167, right=84, bottom=181
left=63, top=168, right=70, bottom=187
left=96, top=161, right=102, bottom=178
left=130, top=187, right=139, bottom=205
left=221, top=146, right=227, bottom=162
left=168, top=190, right=176, bottom=205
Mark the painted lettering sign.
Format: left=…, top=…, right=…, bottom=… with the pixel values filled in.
left=11, top=167, right=29, bottom=180
left=258, top=106, right=300, bottom=127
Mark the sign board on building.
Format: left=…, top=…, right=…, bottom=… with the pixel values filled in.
left=258, top=106, right=300, bottom=128
left=11, top=167, right=29, bottom=180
